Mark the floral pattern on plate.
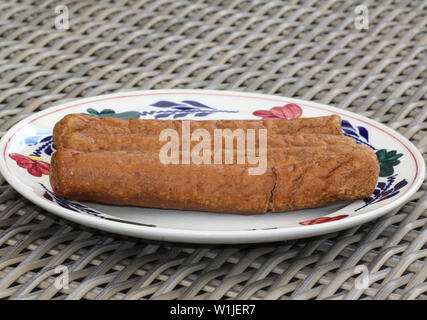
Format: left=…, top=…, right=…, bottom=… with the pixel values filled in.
left=253, top=103, right=303, bottom=119
left=299, top=215, right=349, bottom=226
left=9, top=153, right=50, bottom=177
left=85, top=100, right=240, bottom=120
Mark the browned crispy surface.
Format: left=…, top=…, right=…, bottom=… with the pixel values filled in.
left=270, top=147, right=379, bottom=212
left=61, top=132, right=356, bottom=153
left=53, top=114, right=343, bottom=149
left=50, top=145, right=379, bottom=214
left=50, top=148, right=276, bottom=214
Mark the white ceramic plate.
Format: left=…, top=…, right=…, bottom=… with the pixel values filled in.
left=0, top=90, right=424, bottom=243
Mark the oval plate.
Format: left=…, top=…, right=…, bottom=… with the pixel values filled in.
left=0, top=90, right=424, bottom=244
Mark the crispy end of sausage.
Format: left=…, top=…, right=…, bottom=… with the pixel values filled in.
left=271, top=145, right=379, bottom=212
left=53, top=114, right=98, bottom=150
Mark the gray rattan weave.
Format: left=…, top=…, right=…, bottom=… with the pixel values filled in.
left=0, top=0, right=426, bottom=300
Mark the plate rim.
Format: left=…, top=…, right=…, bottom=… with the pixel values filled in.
left=0, top=89, right=425, bottom=244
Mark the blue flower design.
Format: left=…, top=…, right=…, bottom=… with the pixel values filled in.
left=30, top=135, right=55, bottom=157
left=140, top=100, right=239, bottom=119
left=40, top=183, right=105, bottom=219
left=342, top=120, right=375, bottom=150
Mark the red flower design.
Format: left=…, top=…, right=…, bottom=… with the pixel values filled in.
left=299, top=214, right=349, bottom=226
left=253, top=103, right=302, bottom=119
left=9, top=153, right=50, bottom=177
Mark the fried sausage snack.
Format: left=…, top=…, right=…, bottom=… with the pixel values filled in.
left=50, top=113, right=380, bottom=214
left=50, top=145, right=379, bottom=214
left=53, top=114, right=343, bottom=149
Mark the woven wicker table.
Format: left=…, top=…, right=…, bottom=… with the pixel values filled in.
left=0, top=0, right=425, bottom=300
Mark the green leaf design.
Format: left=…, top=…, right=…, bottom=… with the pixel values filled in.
left=107, top=111, right=141, bottom=119
left=86, top=108, right=100, bottom=115
left=376, top=149, right=403, bottom=177
left=85, top=109, right=140, bottom=119
left=99, top=109, right=115, bottom=115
